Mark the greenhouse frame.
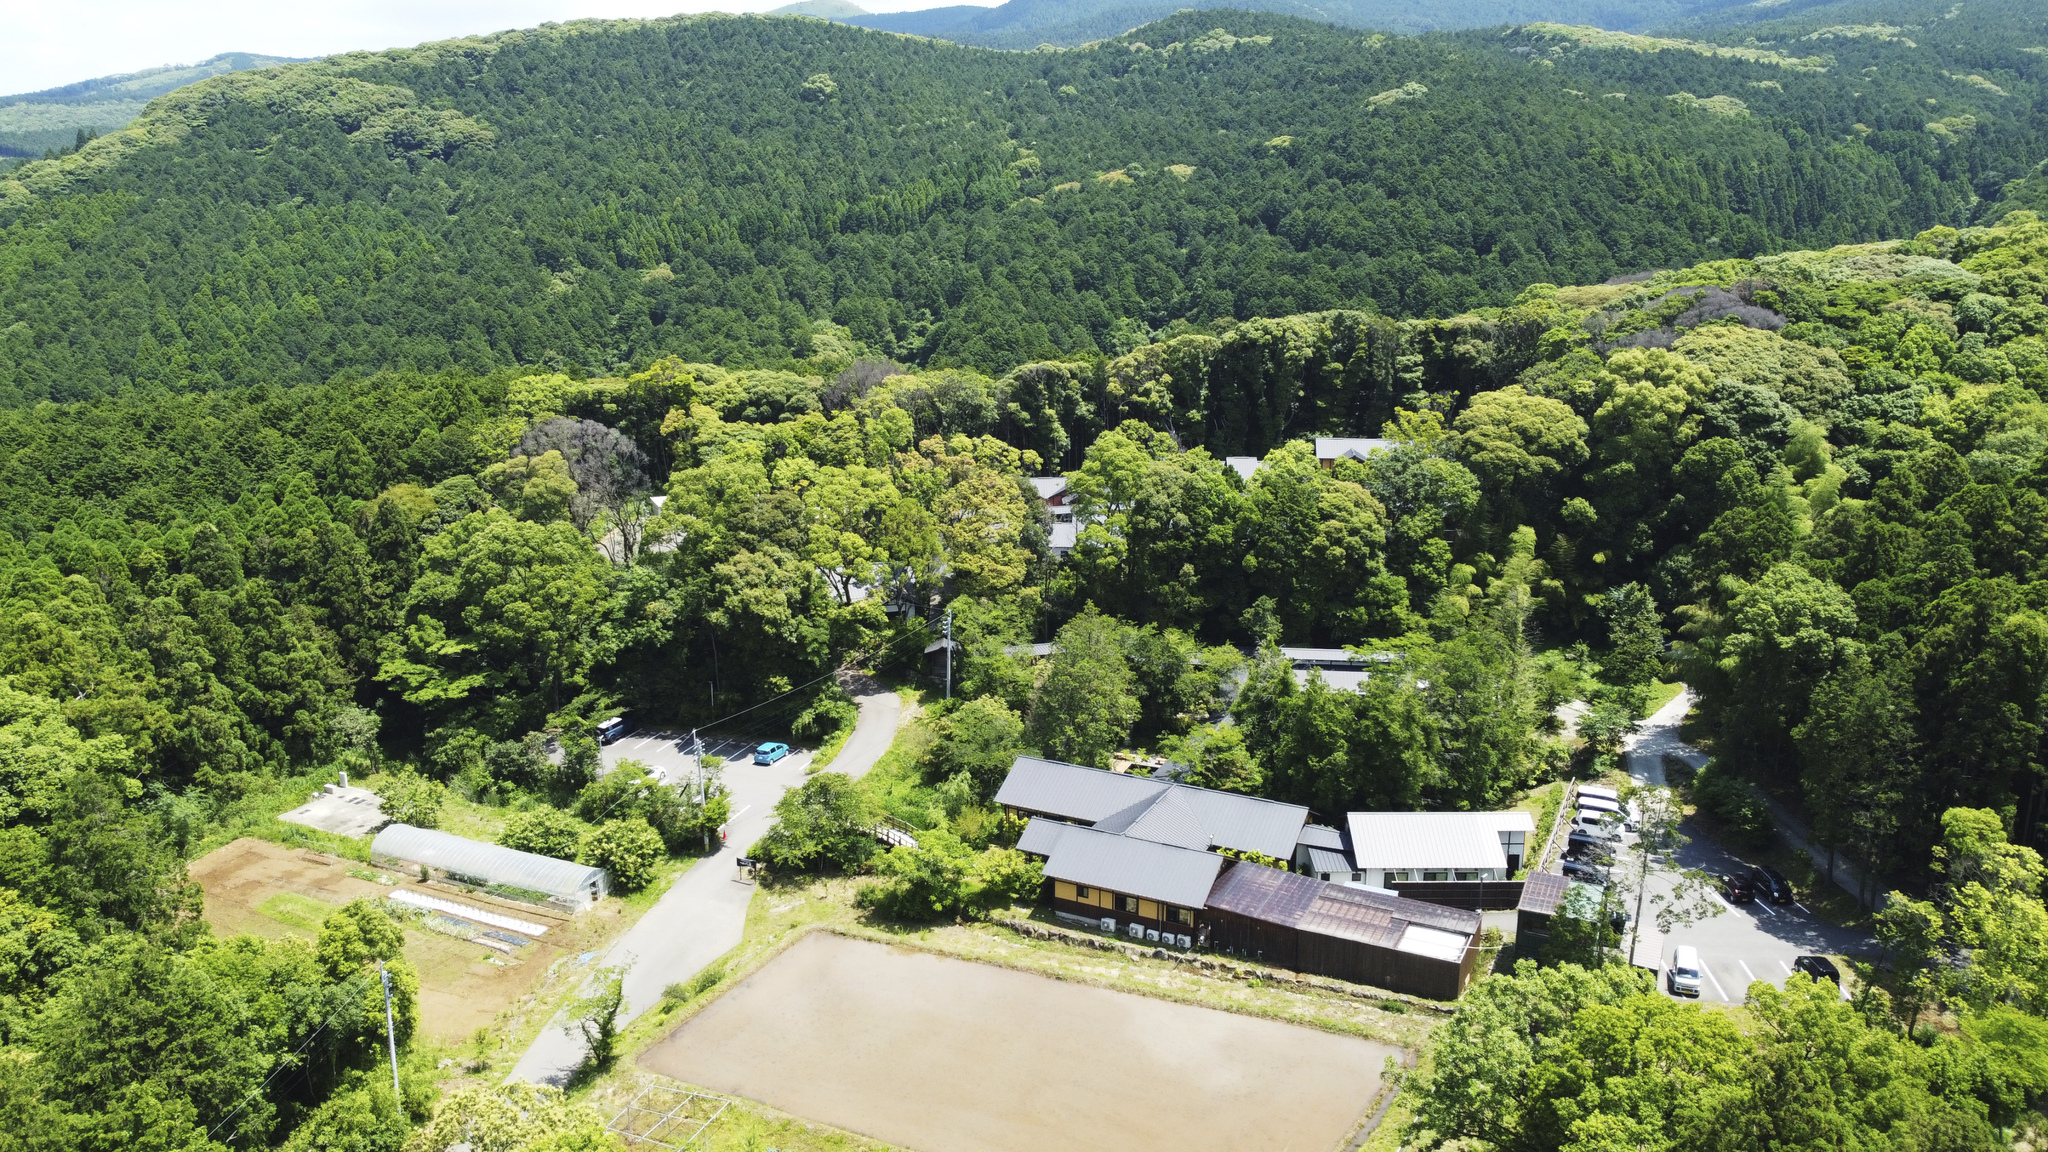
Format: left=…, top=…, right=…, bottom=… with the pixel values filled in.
left=370, top=824, right=609, bottom=912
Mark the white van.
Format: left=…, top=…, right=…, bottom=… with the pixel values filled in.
left=1579, top=784, right=1621, bottom=802
left=1668, top=945, right=1703, bottom=998
left=1571, top=813, right=1621, bottom=840
left=1576, top=794, right=1622, bottom=815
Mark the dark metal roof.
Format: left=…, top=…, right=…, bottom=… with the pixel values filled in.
left=1205, top=860, right=1479, bottom=955
left=1029, top=819, right=1224, bottom=908
left=1518, top=872, right=1570, bottom=916
left=996, top=756, right=1308, bottom=859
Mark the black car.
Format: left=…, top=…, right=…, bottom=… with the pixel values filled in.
left=1722, top=872, right=1756, bottom=904
left=1792, top=955, right=1841, bottom=984
left=1749, top=864, right=1794, bottom=904
left=1566, top=831, right=1614, bottom=859
left=1562, top=859, right=1607, bottom=884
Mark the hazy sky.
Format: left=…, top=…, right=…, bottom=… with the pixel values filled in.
left=2, top=0, right=996, bottom=96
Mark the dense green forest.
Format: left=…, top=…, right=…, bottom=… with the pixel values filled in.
left=11, top=205, right=2048, bottom=1146
left=1, top=7, right=2042, bottom=402
left=5, top=2, right=2048, bottom=1146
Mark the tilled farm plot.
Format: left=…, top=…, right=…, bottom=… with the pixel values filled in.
left=641, top=931, right=1397, bottom=1152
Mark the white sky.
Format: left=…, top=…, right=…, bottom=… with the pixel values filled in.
left=1, top=0, right=998, bottom=96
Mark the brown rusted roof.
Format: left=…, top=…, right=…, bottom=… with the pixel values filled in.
left=1204, top=860, right=1480, bottom=955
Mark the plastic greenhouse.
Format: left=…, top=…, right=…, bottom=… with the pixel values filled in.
left=370, top=824, right=608, bottom=912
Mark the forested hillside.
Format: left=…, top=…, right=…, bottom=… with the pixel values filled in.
left=0, top=53, right=304, bottom=165
left=838, top=0, right=1759, bottom=48
left=7, top=202, right=2048, bottom=1144
left=1, top=9, right=2040, bottom=401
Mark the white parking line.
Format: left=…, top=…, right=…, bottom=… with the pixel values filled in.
left=1738, top=959, right=1757, bottom=984
left=1755, top=902, right=1777, bottom=918
left=1794, top=903, right=1811, bottom=914
left=729, top=805, right=751, bottom=821
left=1778, top=960, right=1794, bottom=975
left=1704, top=963, right=1730, bottom=1001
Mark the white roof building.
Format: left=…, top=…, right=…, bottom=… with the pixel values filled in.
left=1224, top=456, right=1262, bottom=482
left=1315, top=437, right=1395, bottom=466
left=1338, top=810, right=1539, bottom=888
left=370, top=824, right=609, bottom=912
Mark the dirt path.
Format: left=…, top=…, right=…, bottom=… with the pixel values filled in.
left=641, top=933, right=1395, bottom=1152
left=508, top=678, right=908, bottom=1086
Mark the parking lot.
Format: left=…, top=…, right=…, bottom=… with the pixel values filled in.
left=1575, top=817, right=1872, bottom=1003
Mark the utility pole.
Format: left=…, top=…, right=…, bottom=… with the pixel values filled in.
left=693, top=729, right=709, bottom=854
left=943, top=609, right=953, bottom=701
left=378, top=961, right=401, bottom=1100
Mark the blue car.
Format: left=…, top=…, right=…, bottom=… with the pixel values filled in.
left=753, top=741, right=791, bottom=765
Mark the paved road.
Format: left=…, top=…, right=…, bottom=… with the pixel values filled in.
left=1613, top=688, right=1874, bottom=1003
left=508, top=679, right=906, bottom=1086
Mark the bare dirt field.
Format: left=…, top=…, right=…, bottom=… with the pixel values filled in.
left=639, top=932, right=1397, bottom=1152
left=191, top=837, right=613, bottom=1042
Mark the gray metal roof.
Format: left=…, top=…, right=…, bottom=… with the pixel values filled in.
left=1015, top=818, right=1073, bottom=857
left=1293, top=668, right=1370, bottom=692
left=1315, top=437, right=1395, bottom=461
left=997, top=756, right=1308, bottom=859
left=1296, top=824, right=1345, bottom=850
left=1305, top=847, right=1355, bottom=875
left=996, top=757, right=1169, bottom=822
left=1030, top=819, right=1223, bottom=908
left=1278, top=646, right=1365, bottom=667
left=1049, top=521, right=1078, bottom=551
left=1098, top=789, right=1210, bottom=851
left=1224, top=456, right=1262, bottom=482
left=1029, top=476, right=1069, bottom=501
left=371, top=824, right=606, bottom=900
left=1345, top=812, right=1511, bottom=871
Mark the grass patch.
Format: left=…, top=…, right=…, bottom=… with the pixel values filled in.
left=192, top=769, right=375, bottom=862
left=1644, top=679, right=1685, bottom=717
left=256, top=891, right=340, bottom=934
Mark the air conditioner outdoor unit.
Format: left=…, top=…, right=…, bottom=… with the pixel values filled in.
left=1128, top=922, right=1144, bottom=939
left=1100, top=917, right=1115, bottom=932
left=1177, top=934, right=1191, bottom=949
left=1146, top=929, right=1160, bottom=943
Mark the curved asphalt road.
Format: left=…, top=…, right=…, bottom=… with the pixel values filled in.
left=508, top=678, right=905, bottom=1085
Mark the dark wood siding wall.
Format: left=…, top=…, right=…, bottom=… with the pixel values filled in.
left=1199, top=909, right=1471, bottom=1000
left=1388, top=879, right=1526, bottom=911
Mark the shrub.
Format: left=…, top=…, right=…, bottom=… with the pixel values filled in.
left=497, top=807, right=586, bottom=860
left=750, top=772, right=878, bottom=873
left=856, top=829, right=974, bottom=920
left=792, top=683, right=859, bottom=742
left=579, top=818, right=665, bottom=892
left=372, top=769, right=445, bottom=828
left=975, top=847, right=1044, bottom=906
left=659, top=961, right=727, bottom=1012
left=1690, top=763, right=1774, bottom=849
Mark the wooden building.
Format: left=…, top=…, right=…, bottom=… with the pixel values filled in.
left=1201, top=860, right=1481, bottom=1000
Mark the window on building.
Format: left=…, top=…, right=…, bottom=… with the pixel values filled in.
left=1075, top=885, right=1092, bottom=899
left=1387, top=871, right=1410, bottom=883
left=1121, top=894, right=1139, bottom=914
left=1171, top=907, right=1194, bottom=926
left=1422, top=870, right=1450, bottom=881
left=1351, top=872, right=1362, bottom=882
left=1455, top=870, right=1481, bottom=881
